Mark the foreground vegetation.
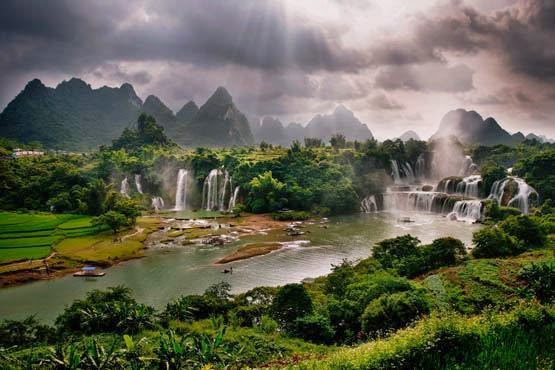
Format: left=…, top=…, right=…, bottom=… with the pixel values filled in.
left=1, top=205, right=553, bottom=368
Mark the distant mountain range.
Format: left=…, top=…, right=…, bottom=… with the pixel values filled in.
left=0, top=78, right=253, bottom=150
left=430, top=109, right=525, bottom=146
left=252, top=105, right=373, bottom=145
left=0, top=78, right=548, bottom=150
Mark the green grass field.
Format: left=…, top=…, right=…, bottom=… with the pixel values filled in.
left=0, top=212, right=104, bottom=263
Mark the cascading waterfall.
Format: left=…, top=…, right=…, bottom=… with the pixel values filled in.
left=120, top=177, right=130, bottom=198
left=174, top=169, right=189, bottom=211
left=488, top=177, right=538, bottom=214
left=228, top=186, right=240, bottom=211
left=458, top=156, right=479, bottom=177
left=151, top=196, right=165, bottom=211
left=448, top=200, right=483, bottom=222
left=391, top=160, right=402, bottom=184
left=382, top=190, right=439, bottom=213
left=361, top=195, right=378, bottom=213
left=415, top=154, right=426, bottom=179
left=134, top=174, right=143, bottom=194
left=391, top=160, right=416, bottom=184
left=456, top=175, right=481, bottom=198
left=202, top=169, right=234, bottom=211
left=219, top=172, right=230, bottom=211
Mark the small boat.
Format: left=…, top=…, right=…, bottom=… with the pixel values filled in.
left=73, top=266, right=105, bottom=277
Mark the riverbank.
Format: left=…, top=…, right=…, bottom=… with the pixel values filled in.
left=216, top=242, right=283, bottom=264
left=0, top=212, right=293, bottom=288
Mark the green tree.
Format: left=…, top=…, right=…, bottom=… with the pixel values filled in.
left=330, top=134, right=347, bottom=149
left=472, top=227, right=520, bottom=258
left=304, top=137, right=323, bottom=148
left=92, top=211, right=129, bottom=234
left=271, top=284, right=313, bottom=330
left=246, top=171, right=286, bottom=213
left=480, top=163, right=507, bottom=196
left=499, top=215, right=548, bottom=249
left=372, top=235, right=420, bottom=268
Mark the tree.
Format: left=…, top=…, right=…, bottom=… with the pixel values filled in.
left=472, top=227, right=520, bottom=258
left=361, top=290, right=430, bottom=335
left=499, top=215, right=548, bottom=249
left=480, top=163, right=507, bottom=197
left=246, top=171, right=286, bottom=213
left=423, top=237, right=467, bottom=267
left=270, top=284, right=313, bottom=330
left=372, top=235, right=420, bottom=268
left=304, top=137, right=323, bottom=148
left=92, top=211, right=129, bottom=234
left=330, top=134, right=347, bottom=149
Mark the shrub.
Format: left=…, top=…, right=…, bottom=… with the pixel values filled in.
left=499, top=215, right=548, bottom=249
left=258, top=315, right=278, bottom=334
left=270, top=284, right=313, bottom=331
left=361, top=290, right=430, bottom=335
left=54, top=286, right=156, bottom=335
left=519, top=262, right=555, bottom=303
left=0, top=316, right=55, bottom=348
left=271, top=210, right=311, bottom=221
left=471, top=227, right=520, bottom=258
left=293, top=313, right=335, bottom=344
left=372, top=235, right=420, bottom=268
left=422, top=237, right=467, bottom=267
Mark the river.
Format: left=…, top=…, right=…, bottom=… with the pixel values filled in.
left=0, top=212, right=480, bottom=322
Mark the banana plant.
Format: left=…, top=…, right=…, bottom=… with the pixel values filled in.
left=42, top=342, right=82, bottom=369
left=118, top=334, right=155, bottom=370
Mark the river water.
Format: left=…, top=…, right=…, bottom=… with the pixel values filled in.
left=0, top=213, right=480, bottom=323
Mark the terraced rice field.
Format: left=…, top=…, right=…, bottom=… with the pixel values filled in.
left=0, top=212, right=105, bottom=263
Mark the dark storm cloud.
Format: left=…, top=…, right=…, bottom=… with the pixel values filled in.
left=375, top=63, right=475, bottom=92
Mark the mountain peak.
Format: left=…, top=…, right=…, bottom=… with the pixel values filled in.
left=399, top=130, right=420, bottom=141
left=333, top=104, right=353, bottom=117
left=23, top=79, right=46, bottom=92
left=176, top=101, right=199, bottom=123
left=209, top=87, right=233, bottom=105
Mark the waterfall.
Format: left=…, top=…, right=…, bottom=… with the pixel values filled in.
left=415, top=154, right=426, bottom=179
left=120, top=177, right=130, bottom=198
left=202, top=169, right=233, bottom=211
left=391, top=160, right=402, bottom=185
left=361, top=195, right=378, bottom=213
left=174, top=169, right=189, bottom=211
left=455, top=175, right=481, bottom=198
left=382, top=191, right=439, bottom=213
left=219, top=172, right=230, bottom=211
left=488, top=177, right=538, bottom=214
left=152, top=196, right=165, bottom=211
left=134, top=174, right=143, bottom=194
left=448, top=200, right=483, bottom=222
left=458, top=156, right=478, bottom=177
left=391, top=160, right=416, bottom=185
left=228, top=186, right=240, bottom=211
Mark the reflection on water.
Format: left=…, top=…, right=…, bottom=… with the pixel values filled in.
left=0, top=213, right=480, bottom=322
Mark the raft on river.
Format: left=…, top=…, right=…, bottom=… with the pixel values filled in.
left=73, top=266, right=105, bottom=277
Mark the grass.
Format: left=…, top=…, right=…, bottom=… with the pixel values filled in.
left=0, top=212, right=103, bottom=263
left=291, top=304, right=555, bottom=370
left=54, top=230, right=146, bottom=264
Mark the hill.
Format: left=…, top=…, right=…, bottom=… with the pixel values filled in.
left=430, top=109, right=524, bottom=146
left=305, top=105, right=373, bottom=142
left=0, top=78, right=142, bottom=150
left=0, top=79, right=255, bottom=149
left=399, top=130, right=420, bottom=141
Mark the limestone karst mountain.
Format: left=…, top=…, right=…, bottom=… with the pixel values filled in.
left=0, top=78, right=143, bottom=150
left=305, top=105, right=373, bottom=142
left=430, top=109, right=524, bottom=146
left=399, top=130, right=421, bottom=142
left=182, top=87, right=255, bottom=146
left=0, top=79, right=255, bottom=149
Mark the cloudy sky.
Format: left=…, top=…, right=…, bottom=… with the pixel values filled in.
left=1, top=0, right=554, bottom=139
